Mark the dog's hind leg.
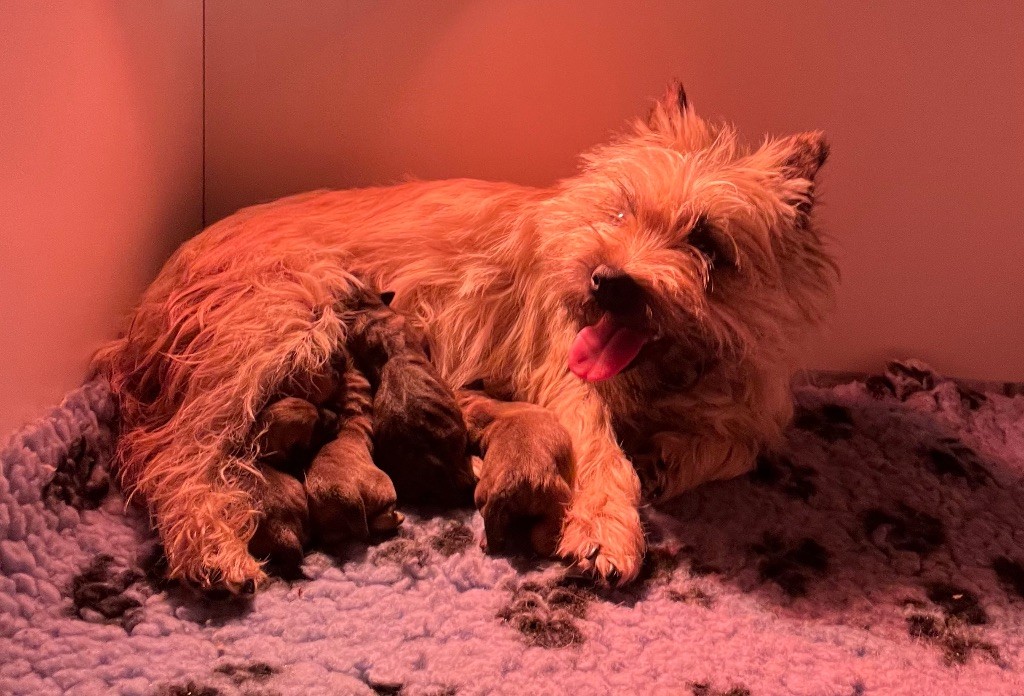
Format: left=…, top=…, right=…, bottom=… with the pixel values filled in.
left=104, top=265, right=360, bottom=594
left=633, top=432, right=759, bottom=503
left=117, top=430, right=274, bottom=595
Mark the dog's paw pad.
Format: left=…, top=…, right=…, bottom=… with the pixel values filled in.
left=558, top=510, right=644, bottom=584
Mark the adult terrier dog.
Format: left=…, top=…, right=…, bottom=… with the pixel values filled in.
left=94, top=83, right=837, bottom=591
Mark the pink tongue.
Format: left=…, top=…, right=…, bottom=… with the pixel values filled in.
left=569, top=313, right=648, bottom=382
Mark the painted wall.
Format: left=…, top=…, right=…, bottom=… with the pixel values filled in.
left=206, top=1, right=1024, bottom=381
left=0, top=2, right=203, bottom=434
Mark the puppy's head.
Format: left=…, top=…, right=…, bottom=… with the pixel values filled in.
left=538, top=82, right=838, bottom=385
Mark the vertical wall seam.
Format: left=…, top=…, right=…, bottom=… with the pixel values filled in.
left=201, top=0, right=206, bottom=228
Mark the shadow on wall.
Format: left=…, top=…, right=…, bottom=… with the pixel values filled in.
left=0, top=3, right=202, bottom=435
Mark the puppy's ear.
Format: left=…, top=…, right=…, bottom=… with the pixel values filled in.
left=379, top=291, right=396, bottom=306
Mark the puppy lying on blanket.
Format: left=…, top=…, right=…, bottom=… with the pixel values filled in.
left=242, top=288, right=471, bottom=582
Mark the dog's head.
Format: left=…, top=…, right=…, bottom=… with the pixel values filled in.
left=536, top=82, right=838, bottom=386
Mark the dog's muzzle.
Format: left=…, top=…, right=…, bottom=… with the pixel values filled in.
left=570, top=265, right=654, bottom=382
left=590, top=265, right=644, bottom=315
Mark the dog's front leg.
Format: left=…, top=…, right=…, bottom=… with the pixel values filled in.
left=634, top=431, right=759, bottom=503
left=543, top=381, right=645, bottom=582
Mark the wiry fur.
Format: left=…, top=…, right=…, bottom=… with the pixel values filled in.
left=94, top=82, right=837, bottom=588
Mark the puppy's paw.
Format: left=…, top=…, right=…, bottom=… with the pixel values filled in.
left=349, top=465, right=405, bottom=538
left=631, top=452, right=668, bottom=502
left=475, top=460, right=571, bottom=557
left=255, top=397, right=320, bottom=470
left=558, top=503, right=645, bottom=584
left=306, top=442, right=403, bottom=549
left=248, top=465, right=310, bottom=579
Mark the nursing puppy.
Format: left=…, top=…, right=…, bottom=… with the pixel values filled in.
left=94, top=83, right=837, bottom=591
left=346, top=291, right=475, bottom=507
left=247, top=288, right=467, bottom=581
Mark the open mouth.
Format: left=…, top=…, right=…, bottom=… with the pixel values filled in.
left=568, top=312, right=653, bottom=382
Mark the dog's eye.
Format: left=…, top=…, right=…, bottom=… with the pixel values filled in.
left=685, top=217, right=732, bottom=269
left=610, top=188, right=638, bottom=223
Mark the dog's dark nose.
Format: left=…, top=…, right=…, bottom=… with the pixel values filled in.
left=590, top=265, right=643, bottom=314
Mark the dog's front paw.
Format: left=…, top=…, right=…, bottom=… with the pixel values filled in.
left=475, top=455, right=572, bottom=557
left=558, top=502, right=645, bottom=583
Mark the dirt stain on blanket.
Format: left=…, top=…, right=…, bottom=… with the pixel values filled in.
left=68, top=554, right=145, bottom=631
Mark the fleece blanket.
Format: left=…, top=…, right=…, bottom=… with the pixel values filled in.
left=2, top=361, right=1024, bottom=696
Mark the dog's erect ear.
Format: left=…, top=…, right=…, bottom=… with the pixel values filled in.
left=776, top=131, right=829, bottom=183
left=759, top=131, right=829, bottom=214
left=379, top=291, right=395, bottom=306
left=641, top=81, right=715, bottom=151
left=646, top=80, right=691, bottom=130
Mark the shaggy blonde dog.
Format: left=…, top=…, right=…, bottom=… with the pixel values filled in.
left=94, top=83, right=837, bottom=591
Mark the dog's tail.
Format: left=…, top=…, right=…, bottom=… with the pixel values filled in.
left=92, top=251, right=363, bottom=585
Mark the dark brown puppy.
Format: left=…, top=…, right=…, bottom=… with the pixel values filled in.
left=303, top=365, right=403, bottom=549
left=244, top=286, right=470, bottom=575
left=347, top=292, right=475, bottom=506
left=245, top=461, right=310, bottom=579
left=459, top=389, right=573, bottom=557
left=247, top=350, right=400, bottom=571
